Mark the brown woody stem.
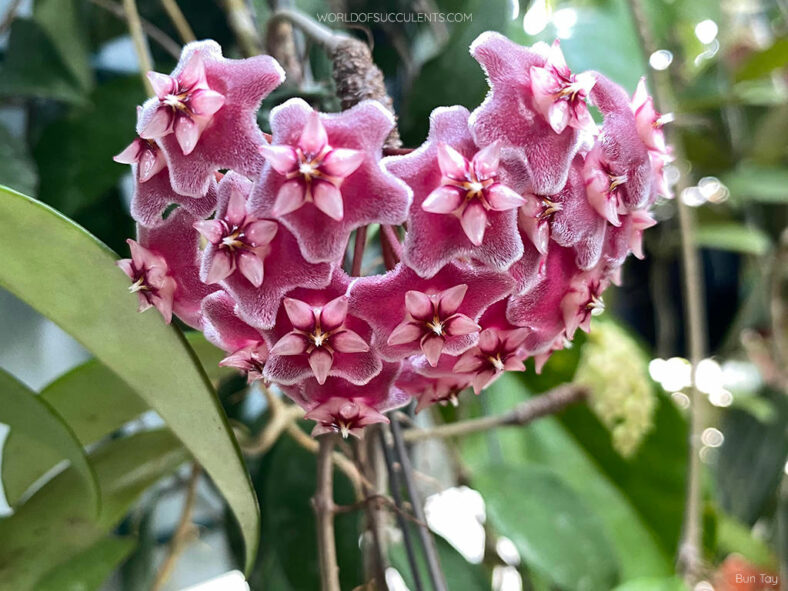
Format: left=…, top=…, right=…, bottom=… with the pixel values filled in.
left=314, top=435, right=341, bottom=591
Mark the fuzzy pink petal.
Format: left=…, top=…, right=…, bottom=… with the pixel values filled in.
left=175, top=116, right=200, bottom=155
left=405, top=290, right=434, bottom=321
left=225, top=187, right=248, bottom=226
left=312, top=180, right=344, bottom=221
left=194, top=219, right=224, bottom=244
left=299, top=111, right=328, bottom=155
left=422, top=185, right=463, bottom=214
left=190, top=88, right=225, bottom=117
left=205, top=251, right=233, bottom=284
left=270, top=333, right=308, bottom=356
left=140, top=108, right=172, bottom=139
left=321, top=148, right=365, bottom=178
left=245, top=220, right=278, bottom=246
left=460, top=201, right=488, bottom=246
left=388, top=321, right=422, bottom=346
left=486, top=184, right=525, bottom=211
left=309, top=349, right=334, bottom=384
left=259, top=144, right=299, bottom=174
left=237, top=251, right=264, bottom=287
left=283, top=297, right=316, bottom=331
left=444, top=314, right=480, bottom=336
left=420, top=334, right=445, bottom=367
left=320, top=296, right=348, bottom=332
left=437, top=284, right=467, bottom=316
left=436, top=143, right=470, bottom=180
left=272, top=180, right=307, bottom=217
left=147, top=72, right=173, bottom=98
left=472, top=141, right=501, bottom=179
left=332, top=329, right=369, bottom=353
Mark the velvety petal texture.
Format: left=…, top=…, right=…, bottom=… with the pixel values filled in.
left=137, top=40, right=285, bottom=197
left=115, top=32, right=665, bottom=439
left=251, top=98, right=412, bottom=264
left=387, top=106, right=525, bottom=278
left=469, top=32, right=584, bottom=195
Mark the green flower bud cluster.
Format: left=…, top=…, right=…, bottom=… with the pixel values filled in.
left=574, top=321, right=656, bottom=458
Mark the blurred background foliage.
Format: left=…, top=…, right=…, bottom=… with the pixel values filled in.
left=0, top=0, right=786, bottom=589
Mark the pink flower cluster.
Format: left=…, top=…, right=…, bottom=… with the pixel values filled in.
left=116, top=35, right=671, bottom=438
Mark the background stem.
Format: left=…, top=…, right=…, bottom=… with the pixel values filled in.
left=314, top=435, right=341, bottom=591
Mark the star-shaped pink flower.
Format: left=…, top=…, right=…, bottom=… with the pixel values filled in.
left=202, top=291, right=269, bottom=384
left=251, top=98, right=412, bottom=264
left=114, top=135, right=217, bottom=227
left=119, top=209, right=218, bottom=327
left=137, top=41, right=285, bottom=197
left=195, top=172, right=279, bottom=287
left=348, top=262, right=514, bottom=365
left=199, top=173, right=333, bottom=330
left=117, top=239, right=176, bottom=323
left=453, top=326, right=529, bottom=394
left=386, top=106, right=524, bottom=278
left=469, top=32, right=583, bottom=195
left=587, top=73, right=655, bottom=211
left=631, top=77, right=674, bottom=199
left=264, top=271, right=381, bottom=386
left=530, top=40, right=597, bottom=135
left=283, top=362, right=410, bottom=438
left=507, top=247, right=607, bottom=354
left=520, top=154, right=607, bottom=270
left=395, top=361, right=472, bottom=413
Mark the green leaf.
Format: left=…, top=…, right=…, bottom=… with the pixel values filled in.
left=32, top=76, right=145, bottom=218
left=695, top=223, right=771, bottom=255
left=736, top=38, right=788, bottom=82
left=33, top=0, right=93, bottom=92
left=2, top=334, right=232, bottom=506
left=1, top=359, right=147, bottom=506
left=0, top=430, right=187, bottom=590
left=723, top=165, right=788, bottom=204
left=400, top=0, right=509, bottom=144
left=0, top=20, right=86, bottom=103
left=0, top=187, right=259, bottom=571
left=0, top=122, right=37, bottom=197
left=390, top=525, right=492, bottom=591
left=475, top=464, right=619, bottom=590
left=36, top=537, right=136, bottom=591
left=0, top=368, right=99, bottom=513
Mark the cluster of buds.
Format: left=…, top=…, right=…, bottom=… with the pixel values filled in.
left=115, top=34, right=671, bottom=438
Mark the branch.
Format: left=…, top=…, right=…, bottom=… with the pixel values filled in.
left=403, top=384, right=588, bottom=442
left=152, top=463, right=201, bottom=591
left=121, top=0, right=155, bottom=95
left=314, top=435, right=341, bottom=591
left=159, top=0, right=195, bottom=44
left=0, top=0, right=22, bottom=36
left=90, top=0, right=181, bottom=59
left=351, top=226, right=367, bottom=276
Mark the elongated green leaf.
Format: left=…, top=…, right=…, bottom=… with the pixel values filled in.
left=36, top=537, right=136, bottom=591
left=724, top=165, right=788, bottom=204
left=1, top=360, right=147, bottom=506
left=475, top=464, right=619, bottom=590
left=2, top=334, right=234, bottom=506
left=0, top=368, right=99, bottom=513
left=0, top=187, right=259, bottom=570
left=0, top=429, right=187, bottom=590
left=695, top=223, right=771, bottom=255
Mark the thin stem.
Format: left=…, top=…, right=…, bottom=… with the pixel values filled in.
left=151, top=463, right=201, bottom=591
left=379, top=428, right=425, bottom=591
left=159, top=0, right=196, bottom=44
left=90, top=0, right=181, bottom=58
left=353, top=433, right=389, bottom=589
left=314, top=435, right=341, bottom=591
left=381, top=225, right=402, bottom=270
left=389, top=417, right=448, bottom=591
left=351, top=226, right=367, bottom=276
left=222, top=0, right=263, bottom=57
left=626, top=0, right=708, bottom=581
left=403, top=384, right=588, bottom=443
left=122, top=0, right=155, bottom=95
